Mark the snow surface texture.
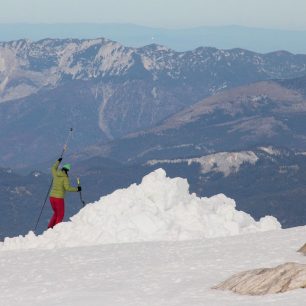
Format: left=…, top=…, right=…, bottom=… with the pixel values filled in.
left=1, top=227, right=306, bottom=306
left=0, top=169, right=280, bottom=250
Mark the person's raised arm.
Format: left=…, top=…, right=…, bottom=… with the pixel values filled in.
left=51, top=158, right=62, bottom=177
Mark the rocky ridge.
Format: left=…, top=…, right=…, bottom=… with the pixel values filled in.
left=213, top=262, right=306, bottom=295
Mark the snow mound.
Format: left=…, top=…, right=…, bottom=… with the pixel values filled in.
left=0, top=169, right=281, bottom=250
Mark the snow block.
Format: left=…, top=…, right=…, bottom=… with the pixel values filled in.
left=0, top=169, right=281, bottom=250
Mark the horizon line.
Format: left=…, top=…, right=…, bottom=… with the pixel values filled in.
left=0, top=22, right=306, bottom=32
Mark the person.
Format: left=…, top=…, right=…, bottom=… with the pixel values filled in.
left=48, top=158, right=81, bottom=228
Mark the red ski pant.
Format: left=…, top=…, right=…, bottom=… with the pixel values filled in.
left=48, top=197, right=65, bottom=228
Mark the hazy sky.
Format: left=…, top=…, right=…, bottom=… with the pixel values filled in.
left=1, top=0, right=306, bottom=30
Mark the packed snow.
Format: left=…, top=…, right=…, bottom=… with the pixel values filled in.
left=0, top=169, right=280, bottom=250
left=0, top=227, right=306, bottom=306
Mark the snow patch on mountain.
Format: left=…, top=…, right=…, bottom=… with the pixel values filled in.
left=151, top=86, right=158, bottom=98
left=0, top=47, right=18, bottom=96
left=57, top=42, right=80, bottom=76
left=0, top=76, right=8, bottom=92
left=142, top=55, right=155, bottom=70
left=147, top=152, right=259, bottom=176
left=0, top=169, right=280, bottom=250
left=0, top=57, right=5, bottom=72
left=56, top=40, right=134, bottom=79
left=96, top=43, right=134, bottom=75
left=259, top=146, right=281, bottom=156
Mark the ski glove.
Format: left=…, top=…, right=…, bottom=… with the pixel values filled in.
left=77, top=186, right=82, bottom=192
left=58, top=158, right=63, bottom=163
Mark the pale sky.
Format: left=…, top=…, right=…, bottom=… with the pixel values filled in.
left=1, top=0, right=306, bottom=30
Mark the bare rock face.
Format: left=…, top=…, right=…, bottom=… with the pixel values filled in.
left=298, top=244, right=306, bottom=255
left=213, top=262, right=306, bottom=295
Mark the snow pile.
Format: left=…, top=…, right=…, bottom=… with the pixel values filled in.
left=0, top=169, right=281, bottom=250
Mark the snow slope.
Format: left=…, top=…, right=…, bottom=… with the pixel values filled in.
left=0, top=227, right=306, bottom=306
left=0, top=169, right=280, bottom=250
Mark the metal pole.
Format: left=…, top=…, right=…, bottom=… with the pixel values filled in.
left=34, top=182, right=52, bottom=231
left=77, top=177, right=86, bottom=207
left=59, top=128, right=73, bottom=158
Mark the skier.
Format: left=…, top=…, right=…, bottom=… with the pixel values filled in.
left=48, top=158, right=81, bottom=228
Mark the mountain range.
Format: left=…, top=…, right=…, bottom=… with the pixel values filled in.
left=1, top=38, right=306, bottom=168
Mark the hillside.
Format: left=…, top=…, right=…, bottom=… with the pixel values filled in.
left=1, top=39, right=306, bottom=167
left=103, top=77, right=306, bottom=163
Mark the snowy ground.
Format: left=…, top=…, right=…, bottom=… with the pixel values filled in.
left=1, top=227, right=306, bottom=306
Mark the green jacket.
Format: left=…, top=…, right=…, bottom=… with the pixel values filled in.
left=49, top=160, right=78, bottom=199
